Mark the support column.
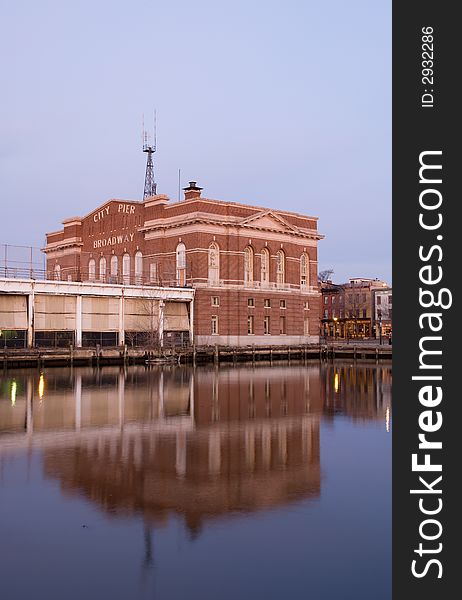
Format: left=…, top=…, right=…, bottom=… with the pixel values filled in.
left=27, top=287, right=35, bottom=348
left=158, top=300, right=165, bottom=348
left=189, top=298, right=194, bottom=345
left=118, top=292, right=125, bottom=346
left=75, top=295, right=82, bottom=347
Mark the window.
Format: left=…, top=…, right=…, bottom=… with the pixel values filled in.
left=377, top=295, right=382, bottom=305
left=247, top=315, right=254, bottom=334
left=54, top=264, right=61, bottom=280
left=261, top=247, right=269, bottom=285
left=247, top=298, right=255, bottom=307
left=332, top=296, right=336, bottom=304
left=176, top=243, right=186, bottom=286
left=264, top=316, right=271, bottom=335
left=211, top=315, right=219, bottom=335
left=110, top=255, right=118, bottom=279
left=304, top=317, right=310, bottom=336
left=304, top=301, right=309, bottom=310
left=276, top=250, right=285, bottom=285
left=280, top=299, right=286, bottom=309
left=211, top=296, right=220, bottom=307
left=150, top=262, right=157, bottom=283
left=362, top=293, right=367, bottom=303
left=279, top=316, right=286, bottom=334
left=88, top=259, right=96, bottom=281
left=324, top=296, right=328, bottom=305
left=122, top=253, right=130, bottom=285
left=208, top=242, right=220, bottom=284
left=135, top=251, right=143, bottom=285
left=300, top=253, right=308, bottom=287
left=324, top=310, right=328, bottom=319
left=389, top=295, right=392, bottom=305
left=244, top=246, right=254, bottom=285
left=99, top=257, right=106, bottom=282
left=377, top=309, right=382, bottom=319
left=362, top=309, right=367, bottom=318
left=264, top=299, right=271, bottom=308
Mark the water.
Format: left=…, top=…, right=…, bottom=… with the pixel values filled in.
left=0, top=362, right=391, bottom=600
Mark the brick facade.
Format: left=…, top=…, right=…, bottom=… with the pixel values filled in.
left=44, top=182, right=323, bottom=345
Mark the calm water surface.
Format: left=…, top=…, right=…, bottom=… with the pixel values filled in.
left=0, top=362, right=391, bottom=600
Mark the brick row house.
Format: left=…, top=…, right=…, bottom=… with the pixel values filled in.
left=43, top=182, right=323, bottom=346
left=320, top=278, right=391, bottom=339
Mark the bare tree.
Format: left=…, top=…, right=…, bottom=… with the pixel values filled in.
left=318, top=269, right=334, bottom=283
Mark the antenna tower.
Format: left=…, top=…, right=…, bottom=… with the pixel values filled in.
left=142, top=112, right=157, bottom=199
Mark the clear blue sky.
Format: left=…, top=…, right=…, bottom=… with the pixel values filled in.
left=1, top=0, right=391, bottom=283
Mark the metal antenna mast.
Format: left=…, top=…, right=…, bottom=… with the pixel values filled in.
left=142, top=111, right=157, bottom=199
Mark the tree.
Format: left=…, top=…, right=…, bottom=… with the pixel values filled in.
left=318, top=269, right=334, bottom=283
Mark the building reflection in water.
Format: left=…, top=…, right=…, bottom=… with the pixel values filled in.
left=0, top=362, right=391, bottom=538
left=320, top=363, right=392, bottom=428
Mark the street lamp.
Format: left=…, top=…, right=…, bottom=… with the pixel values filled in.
left=333, top=316, right=338, bottom=339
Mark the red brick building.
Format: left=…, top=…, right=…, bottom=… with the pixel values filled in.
left=44, top=182, right=323, bottom=345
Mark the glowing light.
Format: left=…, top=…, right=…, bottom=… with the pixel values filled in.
left=11, top=381, right=17, bottom=406
left=334, top=373, right=339, bottom=393
left=385, top=406, right=390, bottom=432
left=38, top=374, right=45, bottom=400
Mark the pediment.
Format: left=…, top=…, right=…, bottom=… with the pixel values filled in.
left=239, top=210, right=299, bottom=233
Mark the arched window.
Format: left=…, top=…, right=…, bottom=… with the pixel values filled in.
left=276, top=250, right=285, bottom=285
left=208, top=242, right=220, bottom=284
left=260, top=247, right=269, bottom=285
left=135, top=251, right=143, bottom=285
left=99, top=257, right=106, bottom=282
left=88, top=259, right=96, bottom=281
left=122, top=253, right=130, bottom=285
left=54, top=264, right=61, bottom=281
left=300, top=253, right=309, bottom=288
left=244, top=246, right=254, bottom=285
left=176, top=243, right=186, bottom=286
left=110, top=255, right=118, bottom=282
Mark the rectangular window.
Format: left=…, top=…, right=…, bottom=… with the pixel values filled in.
left=279, top=316, right=286, bottom=334
left=377, top=295, right=382, bottom=305
left=324, top=296, right=328, bottom=304
left=264, top=316, right=271, bottom=335
left=247, top=315, right=254, bottom=334
left=304, top=301, right=309, bottom=310
left=362, top=309, right=367, bottom=318
left=324, top=310, right=328, bottom=319
left=332, top=296, right=336, bottom=304
left=389, top=295, right=392, bottom=305
left=362, top=293, right=367, bottom=303
left=211, top=315, right=219, bottom=335
left=304, top=317, right=310, bottom=336
left=211, top=296, right=220, bottom=306
left=149, top=263, right=157, bottom=282
left=247, top=298, right=255, bottom=307
left=264, top=299, right=271, bottom=308
left=280, top=299, right=286, bottom=309
left=300, top=275, right=307, bottom=287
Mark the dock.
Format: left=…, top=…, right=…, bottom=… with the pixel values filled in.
left=0, top=343, right=391, bottom=369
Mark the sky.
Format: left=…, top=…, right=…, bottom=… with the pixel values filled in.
left=1, top=0, right=391, bottom=283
